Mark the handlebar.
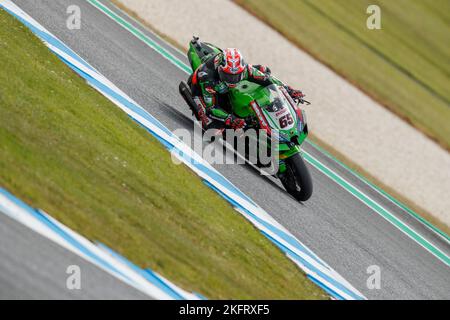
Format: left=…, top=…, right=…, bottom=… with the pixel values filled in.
left=294, top=97, right=311, bottom=106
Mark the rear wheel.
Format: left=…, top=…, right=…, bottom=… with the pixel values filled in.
left=280, top=153, right=313, bottom=201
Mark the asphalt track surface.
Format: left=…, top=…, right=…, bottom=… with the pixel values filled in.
left=2, top=0, right=449, bottom=299
left=0, top=213, right=149, bottom=299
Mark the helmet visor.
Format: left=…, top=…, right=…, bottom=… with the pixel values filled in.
left=219, top=70, right=244, bottom=86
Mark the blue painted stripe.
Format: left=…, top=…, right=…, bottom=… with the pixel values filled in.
left=203, top=180, right=327, bottom=269
left=96, top=243, right=185, bottom=299
left=0, top=188, right=133, bottom=286
left=1, top=4, right=175, bottom=141
left=203, top=181, right=364, bottom=300
left=144, top=269, right=185, bottom=300
left=56, top=54, right=175, bottom=139
left=2, top=5, right=95, bottom=73
left=189, top=158, right=258, bottom=207
left=307, top=275, right=344, bottom=301
left=264, top=231, right=363, bottom=300
left=0, top=186, right=190, bottom=299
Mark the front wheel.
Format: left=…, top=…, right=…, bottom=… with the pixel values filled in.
left=280, top=153, right=313, bottom=201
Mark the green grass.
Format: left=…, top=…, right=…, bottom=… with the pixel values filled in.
left=0, top=9, right=326, bottom=299
left=235, top=0, right=450, bottom=150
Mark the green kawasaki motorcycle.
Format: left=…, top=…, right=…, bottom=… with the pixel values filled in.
left=179, top=38, right=313, bottom=201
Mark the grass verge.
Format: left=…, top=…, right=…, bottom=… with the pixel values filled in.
left=0, top=9, right=327, bottom=299
left=235, top=0, right=450, bottom=151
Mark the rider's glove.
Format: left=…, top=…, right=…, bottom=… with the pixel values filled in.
left=224, top=115, right=246, bottom=130
left=255, top=65, right=271, bottom=75
left=285, top=85, right=305, bottom=100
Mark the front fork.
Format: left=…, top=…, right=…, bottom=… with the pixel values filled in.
left=277, top=145, right=302, bottom=174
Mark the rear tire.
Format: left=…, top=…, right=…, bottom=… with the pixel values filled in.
left=282, top=153, right=313, bottom=201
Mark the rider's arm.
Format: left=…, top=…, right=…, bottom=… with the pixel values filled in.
left=246, top=65, right=283, bottom=87
left=246, top=65, right=304, bottom=100
left=252, top=65, right=271, bottom=75
left=199, top=81, right=230, bottom=121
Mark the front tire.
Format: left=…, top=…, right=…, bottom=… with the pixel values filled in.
left=281, top=153, right=313, bottom=201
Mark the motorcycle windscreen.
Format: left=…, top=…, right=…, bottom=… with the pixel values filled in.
left=262, top=85, right=297, bottom=132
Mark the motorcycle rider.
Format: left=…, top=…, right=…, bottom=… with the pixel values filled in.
left=190, top=47, right=305, bottom=130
